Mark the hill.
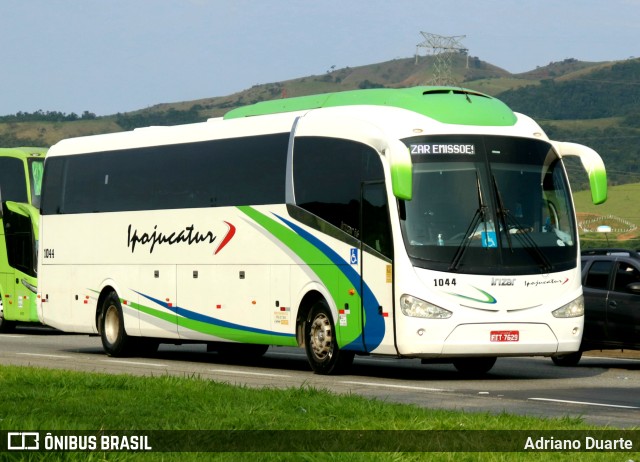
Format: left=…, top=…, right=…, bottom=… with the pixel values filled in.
left=2, top=55, right=638, bottom=139
left=1, top=54, right=637, bottom=143
left=3, top=54, right=639, bottom=185
left=573, top=182, right=640, bottom=248
left=7, top=54, right=640, bottom=187
left=1, top=53, right=639, bottom=246
left=497, top=59, right=640, bottom=120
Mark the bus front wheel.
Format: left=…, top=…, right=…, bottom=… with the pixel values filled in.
left=100, top=291, right=134, bottom=357
left=0, top=301, right=16, bottom=333
left=304, top=301, right=354, bottom=375
left=452, top=357, right=497, bottom=376
left=551, top=351, right=582, bottom=367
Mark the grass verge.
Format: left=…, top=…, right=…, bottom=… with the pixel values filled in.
left=0, top=365, right=637, bottom=461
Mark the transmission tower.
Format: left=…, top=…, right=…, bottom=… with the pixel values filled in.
left=415, top=32, right=468, bottom=86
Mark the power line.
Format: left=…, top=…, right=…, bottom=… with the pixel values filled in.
left=415, top=32, right=468, bottom=86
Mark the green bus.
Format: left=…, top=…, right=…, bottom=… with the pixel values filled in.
left=0, top=147, right=46, bottom=332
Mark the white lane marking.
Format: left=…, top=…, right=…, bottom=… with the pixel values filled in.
left=17, top=353, right=71, bottom=359
left=209, top=369, right=291, bottom=378
left=102, top=359, right=167, bottom=367
left=581, top=356, right=640, bottom=363
left=2, top=335, right=27, bottom=338
left=528, top=397, right=639, bottom=409
left=357, top=358, right=407, bottom=364
left=342, top=381, right=446, bottom=392
left=267, top=351, right=417, bottom=367
left=266, top=351, right=305, bottom=357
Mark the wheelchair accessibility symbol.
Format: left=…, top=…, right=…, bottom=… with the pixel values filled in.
left=350, top=248, right=358, bottom=265
left=481, top=231, right=498, bottom=248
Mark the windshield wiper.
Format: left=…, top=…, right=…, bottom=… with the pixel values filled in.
left=492, top=175, right=513, bottom=251
left=449, top=172, right=487, bottom=271
left=492, top=175, right=553, bottom=273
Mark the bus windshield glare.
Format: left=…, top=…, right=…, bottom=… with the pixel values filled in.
left=400, top=135, right=576, bottom=275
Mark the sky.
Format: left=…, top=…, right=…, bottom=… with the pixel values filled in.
left=1, top=0, right=639, bottom=116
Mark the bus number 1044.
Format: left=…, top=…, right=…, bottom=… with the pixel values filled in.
left=43, top=248, right=55, bottom=259
left=434, top=278, right=456, bottom=287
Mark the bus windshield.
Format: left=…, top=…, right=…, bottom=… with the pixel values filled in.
left=400, top=135, right=576, bottom=275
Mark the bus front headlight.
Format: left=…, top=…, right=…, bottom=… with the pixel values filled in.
left=552, top=296, right=584, bottom=318
left=400, top=294, right=452, bottom=319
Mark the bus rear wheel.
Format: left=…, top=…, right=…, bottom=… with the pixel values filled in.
left=100, top=291, right=135, bottom=357
left=304, top=301, right=354, bottom=375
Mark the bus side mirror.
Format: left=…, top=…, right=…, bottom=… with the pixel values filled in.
left=551, top=141, right=607, bottom=205
left=387, top=142, right=412, bottom=201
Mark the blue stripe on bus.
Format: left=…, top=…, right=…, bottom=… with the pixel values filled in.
left=135, top=290, right=295, bottom=338
left=275, top=214, right=385, bottom=351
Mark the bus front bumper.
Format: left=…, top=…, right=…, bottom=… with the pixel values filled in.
left=398, top=322, right=581, bottom=357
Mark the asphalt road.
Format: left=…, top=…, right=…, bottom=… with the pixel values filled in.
left=1, top=326, right=639, bottom=428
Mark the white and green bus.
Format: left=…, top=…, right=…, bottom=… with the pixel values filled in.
left=37, top=87, right=607, bottom=374
left=0, top=147, right=46, bottom=332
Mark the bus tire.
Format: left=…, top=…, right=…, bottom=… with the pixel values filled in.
left=0, top=303, right=16, bottom=333
left=551, top=351, right=582, bottom=367
left=100, top=291, right=134, bottom=357
left=452, top=357, right=497, bottom=376
left=304, top=300, right=354, bottom=375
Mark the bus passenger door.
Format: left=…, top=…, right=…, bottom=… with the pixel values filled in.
left=360, top=181, right=394, bottom=353
left=1, top=201, right=38, bottom=323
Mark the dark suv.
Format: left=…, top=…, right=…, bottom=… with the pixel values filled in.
left=552, top=248, right=640, bottom=366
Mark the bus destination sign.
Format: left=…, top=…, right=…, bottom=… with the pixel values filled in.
left=409, top=143, right=476, bottom=155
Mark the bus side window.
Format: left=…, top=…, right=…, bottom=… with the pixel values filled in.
left=0, top=157, right=28, bottom=203
left=293, top=136, right=391, bottom=257
left=294, top=137, right=366, bottom=239
left=42, top=134, right=289, bottom=215
left=362, top=182, right=392, bottom=258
